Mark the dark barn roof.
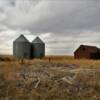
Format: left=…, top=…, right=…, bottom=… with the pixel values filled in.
left=75, top=45, right=100, bottom=54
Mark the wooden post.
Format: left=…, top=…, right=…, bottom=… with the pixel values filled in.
left=20, top=59, right=24, bottom=64
left=49, top=57, right=51, bottom=63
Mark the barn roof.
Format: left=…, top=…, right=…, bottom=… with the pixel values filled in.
left=75, top=45, right=100, bottom=53
left=14, top=34, right=29, bottom=42
left=32, top=37, right=44, bottom=44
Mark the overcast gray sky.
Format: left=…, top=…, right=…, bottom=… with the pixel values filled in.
left=0, top=0, right=100, bottom=55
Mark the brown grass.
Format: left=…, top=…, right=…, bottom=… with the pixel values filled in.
left=40, top=56, right=100, bottom=69
left=0, top=55, right=100, bottom=100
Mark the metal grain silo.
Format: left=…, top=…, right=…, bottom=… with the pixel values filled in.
left=13, top=34, right=31, bottom=59
left=32, top=37, right=45, bottom=58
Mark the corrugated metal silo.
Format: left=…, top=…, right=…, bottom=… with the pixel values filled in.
left=32, top=37, right=45, bottom=58
left=13, top=34, right=31, bottom=59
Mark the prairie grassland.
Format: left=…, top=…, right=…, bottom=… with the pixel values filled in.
left=0, top=55, right=100, bottom=100
left=1, top=55, right=100, bottom=68
left=42, top=55, right=100, bottom=69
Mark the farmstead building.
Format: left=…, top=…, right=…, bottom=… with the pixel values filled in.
left=74, top=45, right=100, bottom=59
left=13, top=34, right=45, bottom=59
left=13, top=35, right=31, bottom=59
left=32, top=37, right=45, bottom=58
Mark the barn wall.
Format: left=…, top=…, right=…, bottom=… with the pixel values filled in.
left=74, top=51, right=90, bottom=59
left=90, top=52, right=100, bottom=59
left=74, top=46, right=91, bottom=59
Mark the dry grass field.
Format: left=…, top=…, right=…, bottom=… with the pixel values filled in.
left=0, top=55, right=100, bottom=100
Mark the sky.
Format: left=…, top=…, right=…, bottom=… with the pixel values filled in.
left=0, top=0, right=100, bottom=55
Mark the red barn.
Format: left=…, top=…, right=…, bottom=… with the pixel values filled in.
left=74, top=45, right=100, bottom=59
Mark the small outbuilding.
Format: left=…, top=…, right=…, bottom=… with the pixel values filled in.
left=74, top=45, right=100, bottom=59
left=13, top=34, right=31, bottom=59
left=32, top=37, right=45, bottom=58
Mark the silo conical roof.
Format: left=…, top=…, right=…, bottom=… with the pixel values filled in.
left=14, top=34, right=29, bottom=42
left=32, top=37, right=44, bottom=44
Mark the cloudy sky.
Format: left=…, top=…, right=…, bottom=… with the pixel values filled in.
left=0, top=0, right=100, bottom=55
